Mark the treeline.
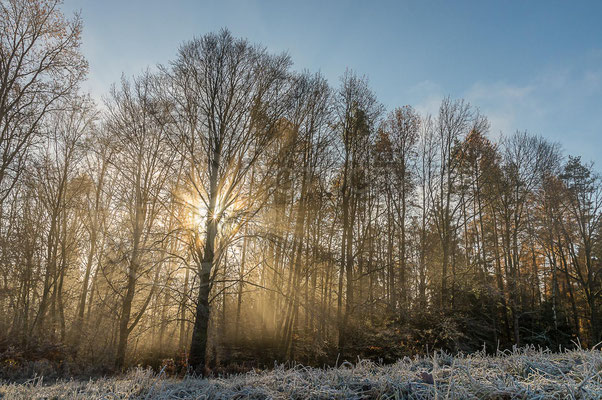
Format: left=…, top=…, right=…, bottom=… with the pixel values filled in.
left=1, top=0, right=601, bottom=376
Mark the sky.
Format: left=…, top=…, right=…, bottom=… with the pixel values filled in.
left=62, top=0, right=602, bottom=166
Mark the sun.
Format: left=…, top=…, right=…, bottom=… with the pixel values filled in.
left=190, top=195, right=226, bottom=229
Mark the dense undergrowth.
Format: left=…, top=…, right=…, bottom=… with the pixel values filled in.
left=2, top=346, right=601, bottom=399
left=0, top=305, right=578, bottom=383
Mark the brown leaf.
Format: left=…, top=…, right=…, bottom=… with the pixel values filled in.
left=420, top=371, right=434, bottom=384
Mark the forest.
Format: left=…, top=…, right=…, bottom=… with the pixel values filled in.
left=1, top=0, right=602, bottom=380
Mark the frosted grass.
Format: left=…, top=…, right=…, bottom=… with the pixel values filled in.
left=2, top=345, right=601, bottom=399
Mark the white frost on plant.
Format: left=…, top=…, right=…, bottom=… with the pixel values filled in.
left=1, top=346, right=601, bottom=399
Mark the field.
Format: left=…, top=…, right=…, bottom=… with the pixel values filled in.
left=1, top=346, right=601, bottom=399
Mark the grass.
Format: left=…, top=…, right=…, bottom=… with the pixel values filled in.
left=1, top=345, right=601, bottom=399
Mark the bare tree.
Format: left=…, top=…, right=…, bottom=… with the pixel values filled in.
left=168, top=29, right=291, bottom=373
left=334, top=70, right=382, bottom=352
left=430, top=98, right=486, bottom=308
left=33, top=97, right=94, bottom=338
left=377, top=106, right=419, bottom=313
left=0, top=0, right=86, bottom=202
left=105, top=73, right=176, bottom=369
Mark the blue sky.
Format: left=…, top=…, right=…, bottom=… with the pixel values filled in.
left=62, top=0, right=602, bottom=166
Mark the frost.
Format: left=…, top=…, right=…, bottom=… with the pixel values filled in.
left=2, top=346, right=601, bottom=399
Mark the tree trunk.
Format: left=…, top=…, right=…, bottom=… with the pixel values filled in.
left=188, top=159, right=219, bottom=374
left=188, top=225, right=215, bottom=373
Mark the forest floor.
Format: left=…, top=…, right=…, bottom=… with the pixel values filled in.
left=1, top=346, right=601, bottom=399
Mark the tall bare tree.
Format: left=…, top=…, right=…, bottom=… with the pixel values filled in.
left=105, top=73, right=176, bottom=368
left=168, top=29, right=291, bottom=373
left=0, top=0, right=86, bottom=202
left=334, top=71, right=382, bottom=352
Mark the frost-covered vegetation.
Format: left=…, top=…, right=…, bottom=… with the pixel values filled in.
left=2, top=347, right=602, bottom=399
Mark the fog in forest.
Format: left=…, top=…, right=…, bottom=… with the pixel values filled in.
left=2, top=0, right=602, bottom=381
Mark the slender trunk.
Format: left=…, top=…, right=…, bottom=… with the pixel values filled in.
left=188, top=220, right=216, bottom=373
left=179, top=264, right=190, bottom=351
left=115, top=251, right=138, bottom=369
left=188, top=156, right=220, bottom=374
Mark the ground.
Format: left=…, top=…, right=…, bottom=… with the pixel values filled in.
left=1, top=346, right=601, bottom=399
